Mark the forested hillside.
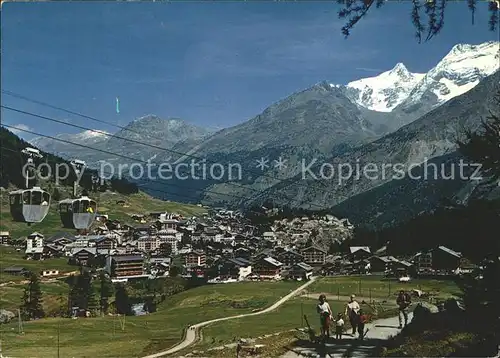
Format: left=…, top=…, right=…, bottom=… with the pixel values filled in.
left=0, top=127, right=138, bottom=194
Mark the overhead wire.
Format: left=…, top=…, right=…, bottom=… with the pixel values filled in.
left=1, top=123, right=326, bottom=211
left=1, top=146, right=275, bottom=223
left=1, top=90, right=317, bottom=199
left=0, top=146, right=208, bottom=205
left=1, top=99, right=330, bottom=209
left=0, top=124, right=255, bottom=204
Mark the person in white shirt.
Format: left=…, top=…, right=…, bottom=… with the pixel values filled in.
left=316, top=294, right=333, bottom=341
left=345, top=294, right=360, bottom=335
left=335, top=313, right=345, bottom=340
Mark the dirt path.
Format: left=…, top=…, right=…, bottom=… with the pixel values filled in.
left=141, top=277, right=318, bottom=358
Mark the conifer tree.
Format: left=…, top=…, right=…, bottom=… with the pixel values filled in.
left=99, top=272, right=114, bottom=315
left=20, top=272, right=45, bottom=320
left=114, top=284, right=132, bottom=315
left=338, top=0, right=498, bottom=42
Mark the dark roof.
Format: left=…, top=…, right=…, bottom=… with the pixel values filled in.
left=278, top=249, right=303, bottom=257
left=227, top=257, right=251, bottom=267
left=294, top=262, right=313, bottom=271
left=112, top=255, right=143, bottom=262
left=47, top=231, right=77, bottom=242
left=3, top=266, right=28, bottom=272
left=436, top=246, right=462, bottom=258
left=301, top=246, right=327, bottom=254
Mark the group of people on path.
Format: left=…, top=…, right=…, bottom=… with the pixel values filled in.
left=316, top=290, right=412, bottom=342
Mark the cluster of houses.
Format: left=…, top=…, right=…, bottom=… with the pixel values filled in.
left=1, top=208, right=476, bottom=283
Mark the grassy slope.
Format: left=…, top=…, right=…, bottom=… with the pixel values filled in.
left=0, top=190, right=206, bottom=238
left=308, top=275, right=461, bottom=301
left=181, top=276, right=461, bottom=354
left=0, top=190, right=205, bottom=312
left=0, top=281, right=301, bottom=357
left=0, top=276, right=461, bottom=357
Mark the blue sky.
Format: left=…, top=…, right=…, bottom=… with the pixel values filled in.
left=1, top=1, right=498, bottom=139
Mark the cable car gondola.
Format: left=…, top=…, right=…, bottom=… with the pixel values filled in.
left=9, top=187, right=51, bottom=223
left=58, top=196, right=97, bottom=230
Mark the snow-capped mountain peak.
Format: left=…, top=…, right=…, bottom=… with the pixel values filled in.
left=332, top=41, right=499, bottom=114
left=341, top=63, right=425, bottom=112
left=75, top=129, right=109, bottom=140
left=398, top=41, right=500, bottom=110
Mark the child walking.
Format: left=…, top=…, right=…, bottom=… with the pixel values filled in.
left=357, top=309, right=369, bottom=340
left=335, top=313, right=344, bottom=340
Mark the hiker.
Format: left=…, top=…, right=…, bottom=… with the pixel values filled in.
left=396, top=289, right=412, bottom=328
left=335, top=313, right=344, bottom=340
left=357, top=309, right=369, bottom=340
left=344, top=294, right=360, bottom=335
left=317, top=294, right=333, bottom=341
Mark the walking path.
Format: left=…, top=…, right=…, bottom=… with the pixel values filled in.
left=281, top=312, right=414, bottom=358
left=142, top=277, right=318, bottom=358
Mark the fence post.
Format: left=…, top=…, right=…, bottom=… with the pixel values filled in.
left=301, top=302, right=304, bottom=327
left=388, top=281, right=391, bottom=297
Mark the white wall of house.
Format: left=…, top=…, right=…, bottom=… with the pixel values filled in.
left=238, top=266, right=252, bottom=280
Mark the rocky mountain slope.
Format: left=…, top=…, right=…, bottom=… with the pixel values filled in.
left=27, top=41, right=499, bottom=228
left=243, top=70, right=500, bottom=225
left=30, top=130, right=110, bottom=159
left=30, top=115, right=212, bottom=166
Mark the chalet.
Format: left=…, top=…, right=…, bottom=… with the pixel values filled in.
left=388, top=259, right=415, bottom=277
left=191, top=231, right=202, bottom=243
left=348, top=247, right=372, bottom=261
left=184, top=250, right=206, bottom=268
left=233, top=247, right=251, bottom=260
left=301, top=246, right=327, bottom=266
left=47, top=232, right=76, bottom=246
left=288, top=262, right=313, bottom=280
left=323, top=259, right=352, bottom=275
left=234, top=234, right=249, bottom=245
left=0, top=231, right=11, bottom=244
left=130, top=214, right=146, bottom=222
left=157, top=231, right=182, bottom=254
left=219, top=257, right=252, bottom=280
left=133, top=224, right=156, bottom=237
left=148, top=212, right=164, bottom=220
left=157, top=214, right=179, bottom=230
left=277, top=249, right=304, bottom=267
left=25, top=232, right=45, bottom=259
left=432, top=246, right=462, bottom=272
left=107, top=220, right=124, bottom=230
left=352, top=259, right=370, bottom=274
left=137, top=236, right=160, bottom=252
left=252, top=248, right=275, bottom=263
left=263, top=232, right=276, bottom=241
left=40, top=269, right=59, bottom=277
left=369, top=256, right=396, bottom=273
left=71, top=248, right=97, bottom=266
left=413, top=252, right=433, bottom=273
left=3, top=266, right=29, bottom=276
left=44, top=244, right=63, bottom=258
left=413, top=246, right=462, bottom=273
left=106, top=254, right=146, bottom=279
left=94, top=226, right=109, bottom=235
left=252, top=257, right=283, bottom=280
left=94, top=236, right=116, bottom=250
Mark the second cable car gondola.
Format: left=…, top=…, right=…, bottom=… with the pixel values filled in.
left=9, top=187, right=51, bottom=223
left=59, top=196, right=97, bottom=230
